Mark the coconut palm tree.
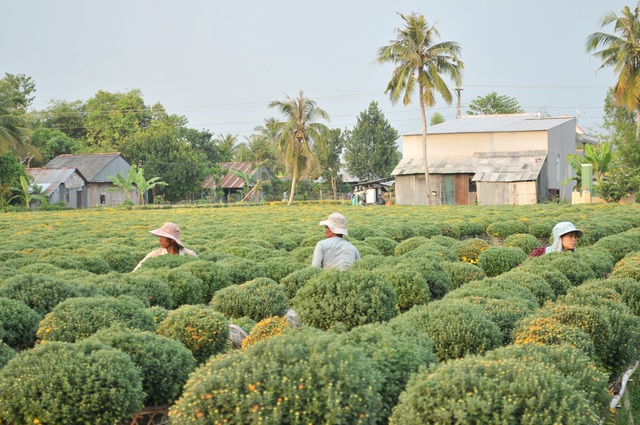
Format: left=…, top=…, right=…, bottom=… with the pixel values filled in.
left=377, top=13, right=463, bottom=205
left=268, top=91, right=330, bottom=205
left=587, top=3, right=640, bottom=134
left=0, top=103, right=28, bottom=154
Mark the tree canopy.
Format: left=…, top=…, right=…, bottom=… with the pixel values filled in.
left=466, top=92, right=524, bottom=115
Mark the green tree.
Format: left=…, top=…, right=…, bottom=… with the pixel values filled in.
left=0, top=151, right=28, bottom=208
left=0, top=104, right=28, bottom=154
left=377, top=12, right=463, bottom=205
left=0, top=73, right=36, bottom=112
left=466, top=92, right=524, bottom=115
left=317, top=128, right=345, bottom=199
left=214, top=134, right=238, bottom=163
left=28, top=128, right=83, bottom=165
left=344, top=101, right=400, bottom=181
left=587, top=3, right=640, bottom=134
left=39, top=99, right=87, bottom=140
left=430, top=112, right=445, bottom=126
left=269, top=91, right=330, bottom=205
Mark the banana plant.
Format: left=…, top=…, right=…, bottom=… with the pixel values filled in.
left=10, top=176, right=48, bottom=208
left=108, top=164, right=167, bottom=205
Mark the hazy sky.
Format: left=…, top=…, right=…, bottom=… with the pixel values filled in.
left=2, top=0, right=632, bottom=141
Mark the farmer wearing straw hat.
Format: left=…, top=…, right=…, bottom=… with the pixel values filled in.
left=311, top=212, right=361, bottom=271
left=133, top=222, right=198, bottom=272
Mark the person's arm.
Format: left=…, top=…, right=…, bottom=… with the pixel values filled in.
left=132, top=251, right=153, bottom=272
left=311, top=243, right=323, bottom=268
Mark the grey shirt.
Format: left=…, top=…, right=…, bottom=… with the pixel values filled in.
left=311, top=236, right=361, bottom=271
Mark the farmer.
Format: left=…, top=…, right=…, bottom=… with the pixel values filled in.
left=133, top=222, right=197, bottom=271
left=311, top=212, right=361, bottom=271
left=529, top=221, right=584, bottom=256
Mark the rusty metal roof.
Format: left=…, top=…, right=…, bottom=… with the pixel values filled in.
left=44, top=153, right=124, bottom=181
left=202, top=162, right=255, bottom=190
left=392, top=151, right=547, bottom=182
left=26, top=167, right=86, bottom=196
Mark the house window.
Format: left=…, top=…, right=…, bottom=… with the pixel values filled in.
left=100, top=194, right=106, bottom=204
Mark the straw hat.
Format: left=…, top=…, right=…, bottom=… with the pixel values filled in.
left=319, top=212, right=349, bottom=236
left=149, top=222, right=184, bottom=248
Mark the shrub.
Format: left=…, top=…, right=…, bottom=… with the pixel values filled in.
left=232, top=316, right=257, bottom=334
left=514, top=316, right=597, bottom=360
left=216, top=257, right=266, bottom=285
left=157, top=304, right=230, bottom=363
left=518, top=264, right=571, bottom=296
left=0, top=340, right=143, bottom=425
left=88, top=325, right=196, bottom=406
left=504, top=233, right=541, bottom=254
left=75, top=254, right=112, bottom=274
left=593, top=234, right=640, bottom=262
left=0, top=342, right=14, bottom=369
left=347, top=323, right=438, bottom=422
left=441, top=261, right=486, bottom=290
left=289, top=246, right=315, bottom=264
left=98, top=247, right=140, bottom=273
left=398, top=257, right=451, bottom=300
left=527, top=220, right=554, bottom=239
left=279, top=267, right=324, bottom=299
left=0, top=297, right=40, bottom=348
left=485, top=220, right=527, bottom=239
left=259, top=256, right=306, bottom=282
left=435, top=222, right=461, bottom=239
left=241, top=316, right=292, bottom=350
left=260, top=234, right=298, bottom=251
left=345, top=225, right=380, bottom=240
left=575, top=248, right=615, bottom=278
left=399, top=241, right=458, bottom=262
left=18, top=262, right=62, bottom=275
left=391, top=301, right=502, bottom=361
left=549, top=253, right=597, bottom=285
left=177, top=260, right=233, bottom=300
left=211, top=277, right=289, bottom=322
left=601, top=277, right=640, bottom=316
left=351, top=241, right=382, bottom=257
left=156, top=269, right=206, bottom=306
left=611, top=252, right=640, bottom=281
left=364, top=236, right=398, bottom=256
left=292, top=270, right=398, bottom=331
left=493, top=270, right=555, bottom=306
left=430, top=235, right=459, bottom=248
left=378, top=264, right=430, bottom=312
left=0, top=273, right=81, bottom=316
left=137, top=253, right=197, bottom=270
left=37, top=296, right=156, bottom=343
left=444, top=278, right=539, bottom=307
left=477, top=246, right=527, bottom=277
left=452, top=238, right=489, bottom=264
left=390, top=355, right=603, bottom=425
left=394, top=237, right=429, bottom=256
left=455, top=221, right=486, bottom=237
left=147, top=305, right=169, bottom=325
left=121, top=272, right=174, bottom=309
left=414, top=224, right=442, bottom=238
left=168, top=328, right=383, bottom=425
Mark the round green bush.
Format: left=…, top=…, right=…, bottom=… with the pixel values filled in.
left=441, top=261, right=486, bottom=290
left=493, top=270, right=555, bottom=306
left=88, top=325, right=196, bottom=406
left=391, top=300, right=502, bottom=361
left=611, top=252, right=640, bottom=281
left=477, top=246, right=527, bottom=277
left=241, top=316, right=292, bottom=350
left=430, top=235, right=459, bottom=248
left=549, top=253, right=597, bottom=285
left=390, top=355, right=603, bottom=424
left=398, top=257, right=452, bottom=300
left=98, top=247, right=140, bottom=273
left=37, top=296, right=156, bottom=343
left=211, top=277, right=289, bottom=322
left=232, top=316, right=257, bottom=334
left=260, top=234, right=298, bottom=251
left=18, top=262, right=62, bottom=275
left=575, top=248, right=615, bottom=278
left=0, top=342, right=14, bottom=369
left=455, top=221, right=486, bottom=237
left=514, top=316, right=597, bottom=360
left=394, top=237, right=430, bottom=256
left=504, top=233, right=541, bottom=254
left=378, top=264, right=430, bottom=312
left=216, top=257, right=267, bottom=285
left=157, top=304, right=229, bottom=363
left=75, top=254, right=112, bottom=274
left=156, top=268, right=206, bottom=306
left=444, top=278, right=539, bottom=307
left=292, top=269, right=398, bottom=331
left=137, top=253, right=197, bottom=270
left=363, top=236, right=398, bottom=256
left=0, top=273, right=81, bottom=316
left=601, top=277, right=640, bottom=316
left=169, top=327, right=383, bottom=424
left=0, top=297, right=40, bottom=348
left=485, top=220, right=528, bottom=239
left=347, top=323, right=438, bottom=421
left=350, top=241, right=382, bottom=257
left=593, top=233, right=640, bottom=262
left=259, top=256, right=306, bottom=283
left=451, top=238, right=489, bottom=264
left=435, top=222, right=461, bottom=239
left=527, top=220, right=554, bottom=239
left=87, top=272, right=174, bottom=309
left=177, top=260, right=233, bottom=301
left=0, top=340, right=143, bottom=424
left=289, top=246, right=315, bottom=264
left=399, top=241, right=458, bottom=262
left=349, top=225, right=385, bottom=240
left=414, top=224, right=442, bottom=238
left=147, top=305, right=169, bottom=325
left=279, top=266, right=324, bottom=299
left=518, top=264, right=571, bottom=296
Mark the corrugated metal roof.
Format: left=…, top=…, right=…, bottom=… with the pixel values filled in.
left=392, top=151, right=547, bottom=183
left=44, top=153, right=124, bottom=181
left=405, top=114, right=575, bottom=135
left=26, top=167, right=85, bottom=196
left=202, top=162, right=255, bottom=190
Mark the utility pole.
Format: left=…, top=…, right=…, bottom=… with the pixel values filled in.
left=453, top=87, right=463, bottom=119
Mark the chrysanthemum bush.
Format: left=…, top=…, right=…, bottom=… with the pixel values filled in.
left=477, top=246, right=527, bottom=277
left=0, top=340, right=144, bottom=425
left=514, top=316, right=597, bottom=359
left=444, top=278, right=539, bottom=308
left=169, top=328, right=384, bottom=425
left=153, top=268, right=206, bottom=306
left=83, top=271, right=174, bottom=309
left=394, top=237, right=430, bottom=256
left=548, top=253, right=597, bottom=285
left=592, top=233, right=640, bottom=262
left=0, top=273, right=81, bottom=316
left=210, top=277, right=289, bottom=322
left=241, top=316, right=292, bottom=350
left=389, top=300, right=502, bottom=361
left=575, top=248, right=615, bottom=278
left=601, top=277, right=640, bottom=316
left=87, top=325, right=196, bottom=406
left=503, top=233, right=541, bottom=254
left=492, top=270, right=555, bottom=306
left=176, top=260, right=233, bottom=301
left=485, top=220, right=528, bottom=239
left=377, top=264, right=430, bottom=312
left=278, top=266, right=324, bottom=299
left=156, top=304, right=229, bottom=364
left=441, top=261, right=486, bottom=289
left=259, top=256, right=306, bottom=282
left=0, top=297, right=40, bottom=349
left=452, top=238, right=489, bottom=264
left=398, top=257, right=451, bottom=300
left=611, top=252, right=640, bottom=281
left=292, top=269, right=398, bottom=331
left=364, top=236, right=398, bottom=256
left=37, top=296, right=157, bottom=343
left=0, top=342, right=14, bottom=369
left=518, top=263, right=572, bottom=296
left=216, top=257, right=267, bottom=285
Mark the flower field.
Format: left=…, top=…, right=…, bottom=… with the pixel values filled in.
left=1, top=202, right=640, bottom=424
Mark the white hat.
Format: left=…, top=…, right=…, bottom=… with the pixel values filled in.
left=149, top=222, right=184, bottom=248
left=319, top=212, right=349, bottom=236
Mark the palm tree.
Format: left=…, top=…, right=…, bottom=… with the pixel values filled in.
left=0, top=104, right=28, bottom=154
left=269, top=91, right=330, bottom=205
left=587, top=4, right=640, bottom=134
left=377, top=13, right=463, bottom=205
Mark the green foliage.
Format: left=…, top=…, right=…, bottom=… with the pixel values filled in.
left=216, top=257, right=266, bottom=285
left=549, top=253, right=597, bottom=285
left=147, top=305, right=169, bottom=325
left=0, top=273, right=81, bottom=316
left=518, top=264, right=571, bottom=296
left=156, top=268, right=206, bottom=306
left=210, top=277, right=289, bottom=322
left=0, top=340, right=144, bottom=425
left=575, top=248, right=615, bottom=278
left=504, top=233, right=541, bottom=254
left=292, top=270, right=398, bottom=331
left=391, top=301, right=502, bottom=361
left=0, top=297, right=40, bottom=348
left=137, top=253, right=197, bottom=270
left=601, top=277, right=640, bottom=315
left=289, top=246, right=315, bottom=264
left=414, top=224, right=442, bottom=238
left=441, top=261, right=486, bottom=289
left=231, top=316, right=257, bottom=334
left=399, top=258, right=452, bottom=300
left=485, top=220, right=527, bottom=238
left=378, top=264, right=430, bottom=312
left=87, top=272, right=174, bottom=309
left=0, top=342, right=14, bottom=369
left=515, top=316, right=597, bottom=359
left=241, top=316, right=292, bottom=350
left=493, top=270, right=555, bottom=306
left=612, top=252, right=640, bottom=281
left=88, top=325, right=196, bottom=406
left=592, top=233, right=640, bottom=262
left=390, top=355, right=602, bottom=424
left=394, top=236, right=430, bottom=256
left=169, top=328, right=383, bottom=424
left=278, top=266, right=324, bottom=299
left=477, top=246, right=527, bottom=277
left=156, top=304, right=229, bottom=363
left=527, top=220, right=553, bottom=239
left=36, top=296, right=156, bottom=343
left=177, top=260, right=233, bottom=301
left=451, top=238, right=489, bottom=264
left=259, top=256, right=306, bottom=282
left=466, top=91, right=524, bottom=115
left=435, top=222, right=461, bottom=239
left=344, top=101, right=400, bottom=180
left=363, top=236, right=398, bottom=256
left=444, top=278, right=539, bottom=307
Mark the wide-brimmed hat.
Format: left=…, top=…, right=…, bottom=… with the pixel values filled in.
left=553, top=221, right=584, bottom=240
left=149, top=222, right=184, bottom=248
left=319, top=212, right=349, bottom=236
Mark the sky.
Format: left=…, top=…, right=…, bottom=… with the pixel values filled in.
left=1, top=0, right=633, bottom=143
